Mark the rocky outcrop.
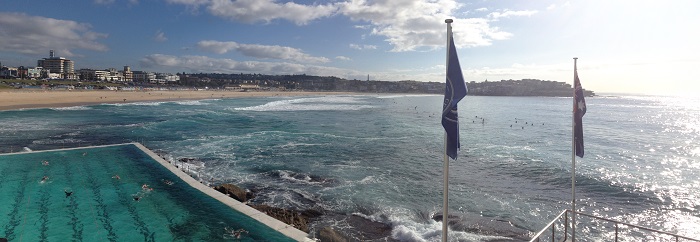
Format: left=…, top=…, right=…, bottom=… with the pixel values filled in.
left=178, top=157, right=196, bottom=163
left=250, top=205, right=320, bottom=232
left=213, top=183, right=251, bottom=203
left=212, top=183, right=325, bottom=233
left=318, top=227, right=348, bottom=242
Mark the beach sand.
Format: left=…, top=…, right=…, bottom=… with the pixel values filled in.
left=0, top=89, right=349, bottom=111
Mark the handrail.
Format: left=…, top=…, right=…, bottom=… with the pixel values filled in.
left=529, top=209, right=568, bottom=242
left=574, top=211, right=700, bottom=241
left=530, top=210, right=700, bottom=242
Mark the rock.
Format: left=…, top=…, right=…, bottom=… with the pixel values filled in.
left=432, top=213, right=530, bottom=241
left=213, top=183, right=248, bottom=203
left=251, top=204, right=310, bottom=232
left=432, top=213, right=461, bottom=226
left=178, top=157, right=196, bottom=163
left=302, top=209, right=324, bottom=218
left=311, top=214, right=395, bottom=241
left=345, top=215, right=394, bottom=241
left=317, top=227, right=348, bottom=242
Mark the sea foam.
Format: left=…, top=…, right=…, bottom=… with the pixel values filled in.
left=234, top=96, right=375, bottom=111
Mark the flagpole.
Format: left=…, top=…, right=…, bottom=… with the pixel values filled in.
left=571, top=57, right=578, bottom=242
left=442, top=18, right=453, bottom=242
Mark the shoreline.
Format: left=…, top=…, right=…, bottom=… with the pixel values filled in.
left=0, top=89, right=353, bottom=111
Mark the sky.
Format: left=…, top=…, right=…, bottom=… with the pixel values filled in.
left=1, top=0, right=699, bottom=95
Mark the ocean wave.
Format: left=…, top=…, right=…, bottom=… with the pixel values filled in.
left=375, top=94, right=441, bottom=99
left=271, top=170, right=336, bottom=186
left=50, top=106, right=93, bottom=111
left=173, top=100, right=215, bottom=106
left=233, top=96, right=375, bottom=111
left=31, top=138, right=84, bottom=145
left=0, top=119, right=56, bottom=131
left=102, top=101, right=167, bottom=107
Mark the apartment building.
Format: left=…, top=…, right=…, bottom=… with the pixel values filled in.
left=37, top=50, right=76, bottom=79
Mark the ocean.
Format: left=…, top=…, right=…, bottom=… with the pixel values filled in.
left=0, top=94, right=698, bottom=241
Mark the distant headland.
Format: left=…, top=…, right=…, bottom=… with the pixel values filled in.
left=1, top=72, right=594, bottom=97
left=466, top=79, right=595, bottom=97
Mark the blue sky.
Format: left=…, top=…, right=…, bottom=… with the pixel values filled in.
left=1, top=0, right=699, bottom=95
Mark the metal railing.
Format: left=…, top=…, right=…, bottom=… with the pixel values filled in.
left=530, top=210, right=700, bottom=242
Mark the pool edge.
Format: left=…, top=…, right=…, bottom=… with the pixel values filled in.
left=131, top=142, right=314, bottom=242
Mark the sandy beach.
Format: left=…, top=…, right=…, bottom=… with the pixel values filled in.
left=0, top=90, right=350, bottom=111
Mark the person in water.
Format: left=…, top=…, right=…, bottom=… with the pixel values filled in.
left=41, top=176, right=49, bottom=183
left=64, top=190, right=73, bottom=197
left=112, top=175, right=121, bottom=180
left=142, top=184, right=153, bottom=191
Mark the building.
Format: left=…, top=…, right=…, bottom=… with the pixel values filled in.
left=123, top=66, right=133, bottom=82
left=0, top=66, right=18, bottom=78
left=37, top=50, right=75, bottom=79
left=78, top=69, right=108, bottom=81
left=154, top=73, right=179, bottom=84
left=27, top=67, right=44, bottom=79
left=132, top=71, right=155, bottom=82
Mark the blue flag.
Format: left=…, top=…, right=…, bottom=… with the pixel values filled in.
left=573, top=67, right=586, bottom=158
left=442, top=35, right=468, bottom=160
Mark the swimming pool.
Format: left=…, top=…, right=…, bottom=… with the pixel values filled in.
left=0, top=143, right=306, bottom=241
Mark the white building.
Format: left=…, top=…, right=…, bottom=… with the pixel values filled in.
left=79, top=69, right=108, bottom=81
left=37, top=50, right=75, bottom=79
left=132, top=71, right=155, bottom=82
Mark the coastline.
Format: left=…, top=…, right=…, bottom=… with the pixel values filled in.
left=0, top=89, right=352, bottom=111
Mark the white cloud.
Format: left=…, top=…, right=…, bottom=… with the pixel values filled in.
left=349, top=44, right=377, bottom=50
left=339, top=0, right=511, bottom=51
left=163, top=0, right=523, bottom=52
left=154, top=30, right=168, bottom=42
left=141, top=54, right=359, bottom=77
left=475, top=7, right=488, bottom=12
left=546, top=4, right=556, bottom=10
left=488, top=9, right=538, bottom=20
left=197, top=40, right=329, bottom=63
left=206, top=0, right=338, bottom=25
left=0, top=12, right=108, bottom=56
left=335, top=56, right=351, bottom=61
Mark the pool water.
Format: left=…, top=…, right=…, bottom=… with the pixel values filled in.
left=0, top=144, right=296, bottom=241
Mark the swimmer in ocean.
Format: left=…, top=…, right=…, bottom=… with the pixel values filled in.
left=65, top=190, right=73, bottom=197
